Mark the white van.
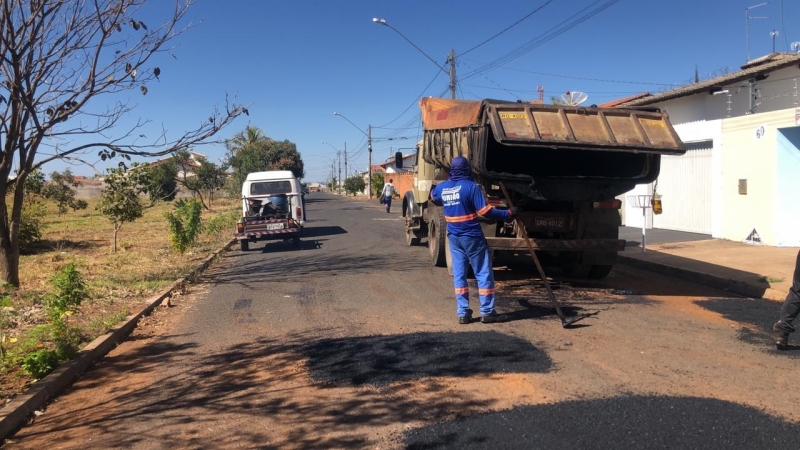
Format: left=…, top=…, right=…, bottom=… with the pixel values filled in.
left=235, top=171, right=306, bottom=251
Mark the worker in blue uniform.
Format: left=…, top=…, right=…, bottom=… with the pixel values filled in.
left=431, top=156, right=518, bottom=324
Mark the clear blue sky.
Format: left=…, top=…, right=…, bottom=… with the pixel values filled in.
left=53, top=0, right=800, bottom=183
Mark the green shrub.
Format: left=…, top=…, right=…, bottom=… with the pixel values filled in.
left=204, top=210, right=238, bottom=236
left=165, top=199, right=203, bottom=254
left=47, top=263, right=86, bottom=317
left=22, top=349, right=60, bottom=379
left=19, top=199, right=47, bottom=246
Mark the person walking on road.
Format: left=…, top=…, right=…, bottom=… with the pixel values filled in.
left=430, top=156, right=517, bottom=324
left=381, top=178, right=398, bottom=213
left=773, top=250, right=800, bottom=350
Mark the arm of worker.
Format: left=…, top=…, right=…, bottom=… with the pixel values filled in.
left=429, top=184, right=443, bottom=206
left=473, top=186, right=516, bottom=221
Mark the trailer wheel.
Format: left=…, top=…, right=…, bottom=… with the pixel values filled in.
left=428, top=207, right=447, bottom=267
left=292, top=236, right=301, bottom=248
left=405, top=204, right=422, bottom=246
left=240, top=240, right=249, bottom=252
left=588, top=264, right=613, bottom=279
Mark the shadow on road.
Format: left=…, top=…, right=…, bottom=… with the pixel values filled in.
left=404, top=395, right=800, bottom=449
left=211, top=248, right=419, bottom=287
left=492, top=253, right=739, bottom=299
left=301, top=331, right=552, bottom=386
left=303, top=197, right=333, bottom=204
left=695, top=298, right=800, bottom=357
left=302, top=225, right=347, bottom=238
left=14, top=331, right=512, bottom=448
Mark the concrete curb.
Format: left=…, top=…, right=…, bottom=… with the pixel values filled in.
left=617, top=254, right=785, bottom=301
left=0, top=238, right=236, bottom=441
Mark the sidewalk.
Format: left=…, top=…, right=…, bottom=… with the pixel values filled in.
left=618, top=237, right=798, bottom=301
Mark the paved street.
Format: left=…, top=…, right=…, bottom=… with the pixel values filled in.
left=9, top=193, right=800, bottom=449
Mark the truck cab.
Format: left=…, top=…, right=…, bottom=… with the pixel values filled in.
left=235, top=171, right=306, bottom=251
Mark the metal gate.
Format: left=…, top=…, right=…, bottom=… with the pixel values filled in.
left=651, top=140, right=712, bottom=234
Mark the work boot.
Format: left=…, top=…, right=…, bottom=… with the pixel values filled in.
left=481, top=311, right=508, bottom=324
left=459, top=309, right=473, bottom=325
left=773, top=321, right=790, bottom=350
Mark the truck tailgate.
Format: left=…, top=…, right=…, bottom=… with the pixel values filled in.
left=486, top=102, right=685, bottom=155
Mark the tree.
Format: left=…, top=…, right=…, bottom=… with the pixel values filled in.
left=225, top=127, right=305, bottom=191
left=174, top=151, right=227, bottom=209
left=42, top=170, right=88, bottom=215
left=146, top=162, right=178, bottom=204
left=328, top=178, right=338, bottom=192
left=0, top=1, right=248, bottom=286
left=97, top=164, right=149, bottom=252
left=371, top=173, right=385, bottom=197
left=344, top=175, right=365, bottom=196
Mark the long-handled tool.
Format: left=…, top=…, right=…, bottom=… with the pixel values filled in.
left=498, top=181, right=594, bottom=328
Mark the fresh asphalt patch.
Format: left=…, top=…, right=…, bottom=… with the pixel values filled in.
left=301, top=331, right=551, bottom=386
left=695, top=298, right=800, bottom=355
left=404, top=395, right=800, bottom=449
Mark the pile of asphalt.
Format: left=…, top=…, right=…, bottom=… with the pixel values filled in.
left=696, top=298, right=800, bottom=355
left=404, top=396, right=800, bottom=449
left=301, top=331, right=551, bottom=386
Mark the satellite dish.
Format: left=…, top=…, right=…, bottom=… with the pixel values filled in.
left=560, top=91, right=589, bottom=106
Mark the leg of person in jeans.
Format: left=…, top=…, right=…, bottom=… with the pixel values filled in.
left=462, top=236, right=506, bottom=323
left=773, top=250, right=800, bottom=349
left=449, top=235, right=473, bottom=324
left=385, top=196, right=392, bottom=213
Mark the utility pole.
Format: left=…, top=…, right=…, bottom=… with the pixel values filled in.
left=344, top=141, right=347, bottom=180
left=337, top=151, right=342, bottom=195
left=368, top=125, right=373, bottom=200
left=448, top=49, right=456, bottom=99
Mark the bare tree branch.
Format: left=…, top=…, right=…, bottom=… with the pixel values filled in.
left=0, top=0, right=248, bottom=286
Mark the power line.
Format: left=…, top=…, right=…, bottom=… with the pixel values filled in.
left=462, top=0, right=622, bottom=81
left=459, top=0, right=556, bottom=57
left=375, top=70, right=441, bottom=129
left=459, top=60, right=521, bottom=100
left=463, top=60, right=680, bottom=87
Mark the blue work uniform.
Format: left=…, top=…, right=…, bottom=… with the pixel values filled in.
left=430, top=157, right=511, bottom=318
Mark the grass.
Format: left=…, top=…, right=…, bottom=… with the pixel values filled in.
left=758, top=276, right=785, bottom=284
left=0, top=196, right=239, bottom=399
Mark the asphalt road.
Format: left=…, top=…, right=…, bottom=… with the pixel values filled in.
left=8, top=193, right=800, bottom=449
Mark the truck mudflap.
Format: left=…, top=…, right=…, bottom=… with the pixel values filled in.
left=484, top=237, right=625, bottom=251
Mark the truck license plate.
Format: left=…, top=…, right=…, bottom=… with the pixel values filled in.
left=534, top=217, right=564, bottom=228
left=266, top=223, right=285, bottom=231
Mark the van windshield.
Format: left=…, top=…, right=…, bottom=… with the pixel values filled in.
left=249, top=180, right=292, bottom=196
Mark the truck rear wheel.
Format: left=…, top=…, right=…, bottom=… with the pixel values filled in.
left=293, top=236, right=301, bottom=248
left=560, top=253, right=591, bottom=278
left=588, top=264, right=613, bottom=279
left=428, top=207, right=447, bottom=267
left=240, top=240, right=249, bottom=252
left=405, top=204, right=422, bottom=246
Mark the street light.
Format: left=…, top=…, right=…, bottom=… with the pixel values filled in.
left=373, top=17, right=456, bottom=99
left=334, top=111, right=410, bottom=199
left=334, top=111, right=374, bottom=199
left=317, top=154, right=337, bottom=193
left=321, top=141, right=345, bottom=194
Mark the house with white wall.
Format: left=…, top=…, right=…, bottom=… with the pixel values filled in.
left=614, top=52, right=800, bottom=246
